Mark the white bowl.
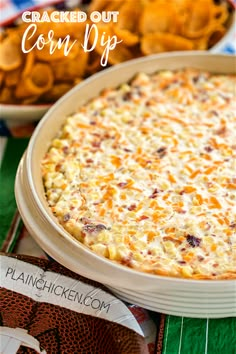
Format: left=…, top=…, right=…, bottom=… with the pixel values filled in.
left=0, top=103, right=51, bottom=121
left=210, top=9, right=235, bottom=53
left=15, top=52, right=236, bottom=318
left=1, top=9, right=235, bottom=121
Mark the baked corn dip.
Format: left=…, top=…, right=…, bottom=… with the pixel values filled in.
left=41, top=68, right=236, bottom=279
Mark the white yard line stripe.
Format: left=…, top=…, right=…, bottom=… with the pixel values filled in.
left=163, top=315, right=170, bottom=354
left=178, top=317, right=184, bottom=354
left=0, top=137, right=7, bottom=168
left=205, top=318, right=209, bottom=354
left=5, top=212, right=21, bottom=252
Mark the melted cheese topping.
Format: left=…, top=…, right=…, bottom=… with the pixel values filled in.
left=42, top=69, right=236, bottom=279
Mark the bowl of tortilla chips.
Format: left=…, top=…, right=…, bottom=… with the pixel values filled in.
left=0, top=0, right=235, bottom=120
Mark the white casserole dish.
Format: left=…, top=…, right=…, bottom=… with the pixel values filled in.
left=15, top=52, right=236, bottom=318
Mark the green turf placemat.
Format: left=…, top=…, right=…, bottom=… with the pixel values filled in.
left=0, top=138, right=29, bottom=251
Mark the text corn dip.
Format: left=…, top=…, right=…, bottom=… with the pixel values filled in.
left=41, top=69, right=236, bottom=279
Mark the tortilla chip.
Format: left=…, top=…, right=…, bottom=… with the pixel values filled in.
left=141, top=32, right=194, bottom=55
left=51, top=48, right=88, bottom=81
left=113, top=27, right=139, bottom=46
left=15, top=63, right=53, bottom=98
left=139, top=3, right=180, bottom=35
left=0, top=87, right=15, bottom=103
left=4, top=67, right=22, bottom=87
left=0, top=34, right=23, bottom=71
left=117, top=1, right=142, bottom=33
left=182, top=0, right=213, bottom=38
left=43, top=83, right=73, bottom=102
left=35, top=39, right=79, bottom=62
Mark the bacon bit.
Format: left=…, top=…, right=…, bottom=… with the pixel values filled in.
left=178, top=260, right=186, bottom=265
left=209, top=110, right=219, bottom=116
left=215, top=125, right=227, bottom=136
left=204, top=146, right=213, bottom=153
left=186, top=234, right=201, bottom=247
left=83, top=223, right=107, bottom=233
left=128, top=204, right=136, bottom=211
left=92, top=141, right=101, bottom=148
left=176, top=209, right=187, bottom=214
left=229, top=223, right=236, bottom=229
left=213, top=263, right=219, bottom=268
left=190, top=169, right=201, bottom=179
left=55, top=163, right=62, bottom=171
left=63, top=213, right=70, bottom=222
left=149, top=188, right=160, bottom=199
left=209, top=196, right=222, bottom=209
left=122, top=91, right=132, bottom=101
left=62, top=146, right=69, bottom=154
left=120, top=255, right=132, bottom=267
left=118, top=182, right=128, bottom=188
left=197, top=256, right=204, bottom=262
left=145, top=99, right=156, bottom=106
left=137, top=215, right=149, bottom=221
left=156, top=146, right=167, bottom=158
left=86, top=158, right=94, bottom=164
left=80, top=217, right=91, bottom=224
left=118, top=179, right=140, bottom=191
